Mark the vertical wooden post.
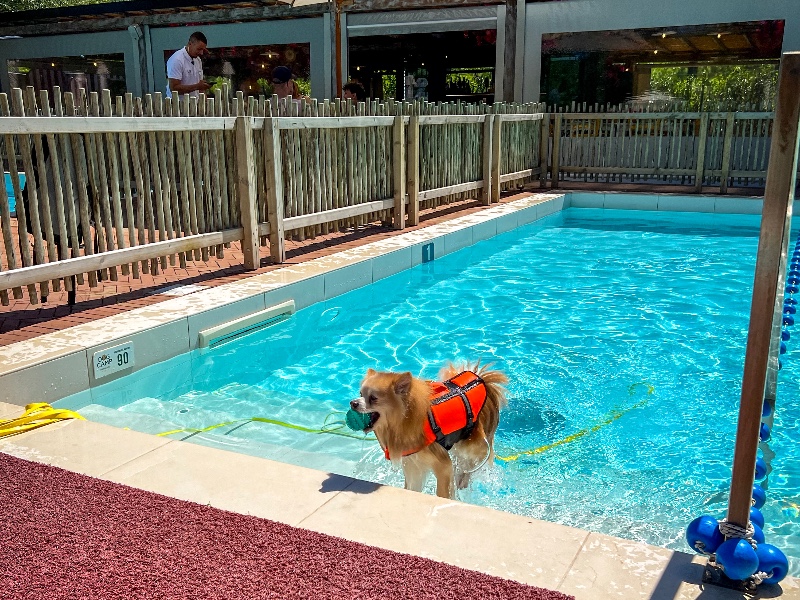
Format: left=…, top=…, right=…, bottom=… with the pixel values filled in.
left=727, top=52, right=800, bottom=528
left=392, top=114, right=406, bottom=229
left=235, top=115, right=260, bottom=270
left=719, top=111, right=736, bottom=194
left=481, top=114, right=494, bottom=205
left=694, top=112, right=709, bottom=193
left=539, top=114, right=549, bottom=188
left=481, top=114, right=494, bottom=206
left=406, top=114, right=420, bottom=226
left=264, top=116, right=286, bottom=263
left=491, top=114, right=502, bottom=202
left=551, top=113, right=562, bottom=189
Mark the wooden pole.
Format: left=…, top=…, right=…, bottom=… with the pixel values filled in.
left=235, top=115, right=260, bottom=270
left=727, top=52, right=800, bottom=528
left=551, top=113, right=562, bottom=189
left=334, top=0, right=343, bottom=98
left=481, top=114, right=493, bottom=205
left=719, top=111, right=736, bottom=194
left=491, top=114, right=502, bottom=202
left=694, top=112, right=709, bottom=193
left=406, top=113, right=420, bottom=226
left=264, top=116, right=286, bottom=263
left=392, top=114, right=406, bottom=229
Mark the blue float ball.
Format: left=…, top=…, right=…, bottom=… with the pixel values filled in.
left=686, top=515, right=723, bottom=554
left=780, top=342, right=787, bottom=354
left=755, top=456, right=768, bottom=480
left=760, top=422, right=771, bottom=442
left=786, top=285, right=798, bottom=294
left=783, top=305, right=796, bottom=315
left=750, top=506, right=765, bottom=529
left=755, top=544, right=790, bottom=584
left=753, top=485, right=767, bottom=509
left=786, top=297, right=798, bottom=306
left=782, top=329, right=791, bottom=341
left=789, top=278, right=800, bottom=286
left=762, top=402, right=772, bottom=418
left=790, top=271, right=800, bottom=278
left=752, top=523, right=766, bottom=545
left=716, top=538, right=759, bottom=581
left=784, top=315, right=795, bottom=326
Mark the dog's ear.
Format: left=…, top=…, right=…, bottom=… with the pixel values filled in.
left=394, top=372, right=413, bottom=396
left=366, top=368, right=376, bottom=376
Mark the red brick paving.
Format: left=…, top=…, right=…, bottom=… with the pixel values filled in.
left=0, top=183, right=762, bottom=347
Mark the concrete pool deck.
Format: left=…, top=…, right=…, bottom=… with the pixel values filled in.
left=1, top=188, right=797, bottom=598
left=1, top=404, right=798, bottom=600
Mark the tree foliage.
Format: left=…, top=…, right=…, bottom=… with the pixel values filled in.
left=650, top=64, right=778, bottom=111
left=0, top=0, right=118, bottom=12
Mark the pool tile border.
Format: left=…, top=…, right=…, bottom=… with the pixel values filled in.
left=0, top=190, right=764, bottom=405
left=0, top=193, right=562, bottom=403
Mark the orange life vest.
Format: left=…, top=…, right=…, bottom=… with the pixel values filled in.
left=384, top=370, right=487, bottom=459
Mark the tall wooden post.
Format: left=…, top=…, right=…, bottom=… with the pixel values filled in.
left=264, top=116, right=286, bottom=263
left=406, top=114, right=420, bottom=226
left=539, top=114, right=550, bottom=188
left=235, top=115, right=260, bottom=270
left=502, top=0, right=517, bottom=103
left=392, top=114, right=406, bottom=229
left=727, top=52, right=800, bottom=528
left=719, top=112, right=736, bottom=194
left=551, top=113, right=562, bottom=189
left=491, top=113, right=502, bottom=202
left=481, top=114, right=494, bottom=205
left=694, top=112, right=710, bottom=193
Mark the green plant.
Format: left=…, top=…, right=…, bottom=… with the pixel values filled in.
left=206, top=76, right=232, bottom=96
left=294, top=77, right=311, bottom=97
left=257, top=78, right=273, bottom=96
left=650, top=64, right=778, bottom=111
left=382, top=74, right=396, bottom=100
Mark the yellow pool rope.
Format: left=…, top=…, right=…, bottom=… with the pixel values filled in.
left=155, top=382, right=653, bottom=460
left=495, top=381, right=654, bottom=462
left=156, top=411, right=375, bottom=441
left=0, top=402, right=84, bottom=439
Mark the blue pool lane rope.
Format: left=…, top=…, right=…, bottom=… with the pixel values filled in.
left=684, top=238, right=799, bottom=589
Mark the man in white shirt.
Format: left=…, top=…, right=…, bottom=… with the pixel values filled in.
left=166, top=31, right=210, bottom=99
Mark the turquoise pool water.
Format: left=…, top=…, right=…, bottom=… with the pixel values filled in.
left=58, top=207, right=800, bottom=574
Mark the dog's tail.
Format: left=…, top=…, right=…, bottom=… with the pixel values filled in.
left=439, top=361, right=508, bottom=410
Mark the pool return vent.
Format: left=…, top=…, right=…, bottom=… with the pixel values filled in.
left=198, top=300, right=295, bottom=348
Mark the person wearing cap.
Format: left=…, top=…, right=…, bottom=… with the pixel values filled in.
left=272, top=65, right=303, bottom=99
left=166, top=31, right=210, bottom=99
left=343, top=81, right=367, bottom=103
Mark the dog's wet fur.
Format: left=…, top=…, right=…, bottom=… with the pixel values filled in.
left=351, top=362, right=508, bottom=499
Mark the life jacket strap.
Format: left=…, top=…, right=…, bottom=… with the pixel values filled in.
left=443, top=380, right=475, bottom=439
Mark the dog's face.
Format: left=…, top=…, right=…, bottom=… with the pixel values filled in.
left=350, top=368, right=413, bottom=433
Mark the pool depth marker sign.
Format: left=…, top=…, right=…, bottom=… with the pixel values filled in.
left=93, top=341, right=135, bottom=379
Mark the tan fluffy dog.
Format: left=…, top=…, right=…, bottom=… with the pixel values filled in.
left=351, top=362, right=508, bottom=499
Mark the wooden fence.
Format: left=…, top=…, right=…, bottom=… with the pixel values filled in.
left=0, top=86, right=542, bottom=305
left=0, top=85, right=783, bottom=307
left=549, top=111, right=774, bottom=191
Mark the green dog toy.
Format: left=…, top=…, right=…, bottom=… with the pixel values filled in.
left=345, top=408, right=372, bottom=431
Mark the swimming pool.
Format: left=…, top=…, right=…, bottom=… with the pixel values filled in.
left=57, top=206, right=800, bottom=575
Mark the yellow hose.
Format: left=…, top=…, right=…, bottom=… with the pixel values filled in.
left=495, top=381, right=654, bottom=462
left=0, top=402, right=84, bottom=439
